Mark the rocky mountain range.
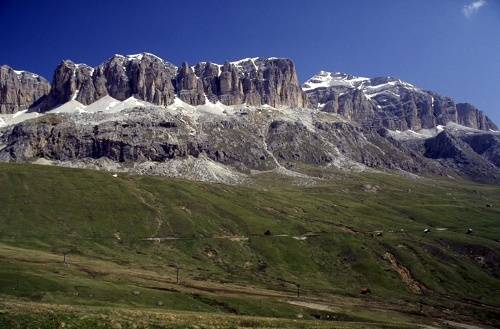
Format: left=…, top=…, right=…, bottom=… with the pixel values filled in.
left=303, top=71, right=497, bottom=131
left=0, top=53, right=498, bottom=184
left=2, top=53, right=496, bottom=132
left=0, top=53, right=306, bottom=114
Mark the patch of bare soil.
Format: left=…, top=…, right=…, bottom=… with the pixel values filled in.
left=383, top=252, right=423, bottom=294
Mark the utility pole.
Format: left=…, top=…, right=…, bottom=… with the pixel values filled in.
left=170, top=263, right=181, bottom=284
left=296, top=283, right=300, bottom=298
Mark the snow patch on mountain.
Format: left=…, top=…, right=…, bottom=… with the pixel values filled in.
left=112, top=52, right=164, bottom=62
left=106, top=53, right=177, bottom=72
left=230, top=57, right=286, bottom=72
left=127, top=52, right=164, bottom=61
left=126, top=53, right=145, bottom=61
left=230, top=57, right=260, bottom=72
left=302, top=71, right=370, bottom=91
left=12, top=69, right=40, bottom=79
left=71, top=90, right=79, bottom=101
left=302, top=71, right=421, bottom=99
left=231, top=57, right=260, bottom=65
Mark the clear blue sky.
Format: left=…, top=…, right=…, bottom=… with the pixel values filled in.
left=1, top=0, right=498, bottom=123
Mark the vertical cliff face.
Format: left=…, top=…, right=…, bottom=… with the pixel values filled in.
left=457, top=103, right=498, bottom=131
left=0, top=65, right=50, bottom=114
left=428, top=93, right=459, bottom=127
left=174, top=62, right=205, bottom=105
left=217, top=61, right=245, bottom=105
left=40, top=53, right=178, bottom=111
left=103, top=54, right=178, bottom=105
left=193, top=62, right=221, bottom=103
left=33, top=54, right=306, bottom=111
left=337, top=90, right=377, bottom=124
left=192, top=58, right=307, bottom=107
left=223, top=58, right=307, bottom=108
left=42, top=60, right=96, bottom=109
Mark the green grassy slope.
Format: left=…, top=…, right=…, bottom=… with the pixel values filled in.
left=0, top=163, right=499, bottom=328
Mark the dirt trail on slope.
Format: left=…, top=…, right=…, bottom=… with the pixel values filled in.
left=383, top=251, right=423, bottom=294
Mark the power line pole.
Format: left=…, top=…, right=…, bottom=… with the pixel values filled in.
left=63, top=251, right=70, bottom=266
left=170, top=263, right=181, bottom=284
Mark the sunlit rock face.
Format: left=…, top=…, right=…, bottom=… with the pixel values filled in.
left=0, top=65, right=50, bottom=114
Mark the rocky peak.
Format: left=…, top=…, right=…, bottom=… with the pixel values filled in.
left=206, top=57, right=307, bottom=107
left=457, top=103, right=497, bottom=131
left=193, top=62, right=221, bottom=103
left=4, top=54, right=494, bottom=133
left=38, top=52, right=179, bottom=111
left=174, top=62, right=205, bottom=105
left=97, top=52, right=178, bottom=105
left=42, top=60, right=96, bottom=109
left=216, top=61, right=244, bottom=105
left=0, top=65, right=50, bottom=114
left=2, top=53, right=307, bottom=113
left=304, top=71, right=496, bottom=132
left=230, top=57, right=260, bottom=74
left=302, top=71, right=370, bottom=91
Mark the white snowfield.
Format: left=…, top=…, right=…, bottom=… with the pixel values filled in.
left=302, top=71, right=370, bottom=91
left=123, top=52, right=164, bottom=62
left=230, top=57, right=261, bottom=72
left=12, top=69, right=40, bottom=79
left=110, top=52, right=165, bottom=62
left=190, top=57, right=284, bottom=78
left=104, top=53, right=179, bottom=74
left=302, top=71, right=420, bottom=101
